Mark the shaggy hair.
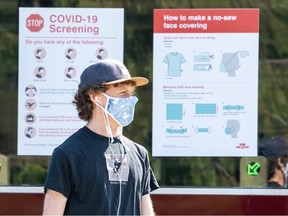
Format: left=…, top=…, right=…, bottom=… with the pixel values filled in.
left=73, top=85, right=108, bottom=121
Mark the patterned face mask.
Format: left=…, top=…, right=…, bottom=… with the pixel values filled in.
left=101, top=93, right=138, bottom=127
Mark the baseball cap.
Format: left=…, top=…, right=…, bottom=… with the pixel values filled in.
left=78, top=59, right=149, bottom=89
left=259, top=135, right=288, bottom=157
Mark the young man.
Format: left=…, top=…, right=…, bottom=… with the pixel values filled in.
left=259, top=135, right=288, bottom=188
left=43, top=59, right=159, bottom=215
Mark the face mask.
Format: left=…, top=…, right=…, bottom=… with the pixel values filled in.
left=100, top=93, right=138, bottom=127
left=220, top=63, right=226, bottom=72
left=225, top=127, right=231, bottom=135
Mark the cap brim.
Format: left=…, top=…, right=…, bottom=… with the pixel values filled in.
left=103, top=77, right=149, bottom=86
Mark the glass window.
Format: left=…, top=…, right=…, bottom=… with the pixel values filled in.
left=1, top=0, right=288, bottom=189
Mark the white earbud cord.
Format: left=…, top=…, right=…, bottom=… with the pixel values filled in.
left=95, top=97, right=124, bottom=216
left=105, top=122, right=124, bottom=216
left=95, top=97, right=114, bottom=143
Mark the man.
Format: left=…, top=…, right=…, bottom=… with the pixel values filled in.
left=35, top=67, right=45, bottom=78
left=65, top=67, right=75, bottom=79
left=25, top=127, right=35, bottom=138
left=43, top=59, right=159, bottom=215
left=25, top=85, right=37, bottom=97
left=97, top=48, right=106, bottom=60
left=66, top=48, right=75, bottom=60
left=35, top=49, right=43, bottom=59
left=259, top=135, right=288, bottom=188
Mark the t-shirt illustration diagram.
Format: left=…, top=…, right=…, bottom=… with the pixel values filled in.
left=163, top=52, right=185, bottom=77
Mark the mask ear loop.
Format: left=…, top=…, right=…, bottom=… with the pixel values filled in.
left=95, top=95, right=125, bottom=216
left=95, top=96, right=130, bottom=152
left=95, top=96, right=114, bottom=144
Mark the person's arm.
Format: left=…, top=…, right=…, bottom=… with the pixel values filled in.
left=141, top=194, right=155, bottom=215
left=43, top=189, right=67, bottom=215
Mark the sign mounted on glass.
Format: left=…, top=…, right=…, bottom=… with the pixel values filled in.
left=152, top=9, right=259, bottom=157
left=18, top=7, right=124, bottom=155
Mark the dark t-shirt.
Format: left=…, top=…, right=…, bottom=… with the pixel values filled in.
left=267, top=181, right=285, bottom=188
left=44, top=126, right=159, bottom=215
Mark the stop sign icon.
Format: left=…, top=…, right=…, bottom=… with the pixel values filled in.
left=26, top=14, right=44, bottom=32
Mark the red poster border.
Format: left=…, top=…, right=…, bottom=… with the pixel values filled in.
left=154, top=9, right=259, bottom=33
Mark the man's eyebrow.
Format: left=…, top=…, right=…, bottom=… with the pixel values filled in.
left=120, top=80, right=136, bottom=85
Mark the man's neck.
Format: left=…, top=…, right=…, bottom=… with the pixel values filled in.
left=269, top=169, right=285, bottom=187
left=86, top=114, right=122, bottom=138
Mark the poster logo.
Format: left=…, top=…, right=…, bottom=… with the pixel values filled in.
left=26, top=14, right=44, bottom=32
left=236, top=143, right=249, bottom=149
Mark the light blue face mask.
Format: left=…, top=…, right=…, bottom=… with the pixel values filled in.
left=225, top=127, right=232, bottom=135
left=101, top=93, right=138, bottom=127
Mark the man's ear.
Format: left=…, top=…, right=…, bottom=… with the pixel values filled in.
left=279, top=158, right=287, bottom=168
left=89, top=92, right=105, bottom=107
left=277, top=158, right=287, bottom=170
left=276, top=158, right=283, bottom=170
left=88, top=92, right=97, bottom=103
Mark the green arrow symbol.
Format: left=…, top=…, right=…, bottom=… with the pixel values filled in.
left=247, top=162, right=261, bottom=176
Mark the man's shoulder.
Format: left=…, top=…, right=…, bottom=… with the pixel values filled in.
left=267, top=181, right=284, bottom=188
left=122, top=136, right=148, bottom=155
left=57, top=127, right=87, bottom=149
left=57, top=127, right=108, bottom=153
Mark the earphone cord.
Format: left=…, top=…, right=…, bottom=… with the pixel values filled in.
left=108, top=139, right=125, bottom=216
left=280, top=167, right=287, bottom=187
left=96, top=97, right=114, bottom=144
left=117, top=163, right=123, bottom=216
left=103, top=111, right=114, bottom=144
left=96, top=98, right=124, bottom=215
left=102, top=110, right=125, bottom=216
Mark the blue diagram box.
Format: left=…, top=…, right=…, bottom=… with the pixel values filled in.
left=195, top=103, right=216, bottom=114
left=194, top=55, right=212, bottom=62
left=166, top=103, right=183, bottom=120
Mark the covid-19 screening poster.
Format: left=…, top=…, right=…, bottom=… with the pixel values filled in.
left=18, top=8, right=124, bottom=155
left=152, top=9, right=259, bottom=157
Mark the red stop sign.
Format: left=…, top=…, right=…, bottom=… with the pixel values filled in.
left=26, top=14, right=44, bottom=32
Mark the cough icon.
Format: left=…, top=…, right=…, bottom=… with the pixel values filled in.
left=225, top=119, right=240, bottom=138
